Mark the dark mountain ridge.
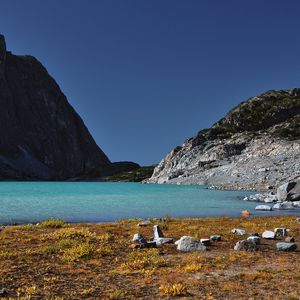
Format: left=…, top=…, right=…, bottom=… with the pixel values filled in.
left=0, top=34, right=138, bottom=180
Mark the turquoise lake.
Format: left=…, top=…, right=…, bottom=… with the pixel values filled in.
left=0, top=182, right=298, bottom=225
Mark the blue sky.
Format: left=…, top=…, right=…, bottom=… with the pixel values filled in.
left=1, top=1, right=300, bottom=165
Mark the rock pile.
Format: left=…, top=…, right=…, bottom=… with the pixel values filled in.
left=131, top=223, right=297, bottom=253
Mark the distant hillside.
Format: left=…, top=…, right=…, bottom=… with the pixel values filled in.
left=103, top=166, right=155, bottom=182
left=146, top=89, right=300, bottom=190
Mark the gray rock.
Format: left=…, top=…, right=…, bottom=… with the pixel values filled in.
left=277, top=178, right=300, bottom=202
left=132, top=233, right=147, bottom=244
left=247, top=236, right=260, bottom=245
left=296, top=217, right=300, bottom=222
left=255, top=205, right=272, bottom=211
left=138, top=220, right=151, bottom=227
left=234, top=240, right=258, bottom=251
left=273, top=202, right=295, bottom=210
left=153, top=225, right=164, bottom=239
left=0, top=288, right=7, bottom=296
left=176, top=236, right=207, bottom=252
left=210, top=235, right=221, bottom=241
left=262, top=230, right=275, bottom=239
left=200, top=239, right=211, bottom=246
left=153, top=225, right=173, bottom=245
left=274, top=228, right=287, bottom=237
left=248, top=232, right=260, bottom=237
left=276, top=242, right=297, bottom=251
left=232, top=228, right=246, bottom=235
left=285, top=237, right=295, bottom=242
left=155, top=237, right=174, bottom=245
left=132, top=233, right=156, bottom=248
left=292, top=201, right=300, bottom=207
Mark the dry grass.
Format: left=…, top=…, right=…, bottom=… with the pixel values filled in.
left=0, top=215, right=299, bottom=299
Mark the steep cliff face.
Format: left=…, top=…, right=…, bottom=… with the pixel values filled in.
left=147, top=89, right=300, bottom=190
left=0, top=34, right=136, bottom=180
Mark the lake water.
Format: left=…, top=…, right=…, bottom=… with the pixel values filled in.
left=0, top=182, right=298, bottom=225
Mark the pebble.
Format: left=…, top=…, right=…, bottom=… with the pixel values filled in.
left=0, top=288, right=7, bottom=296
left=285, top=237, right=295, bottom=242
left=231, top=228, right=246, bottom=235
left=262, top=230, right=275, bottom=239
left=248, top=232, right=260, bottom=237
left=200, top=239, right=211, bottom=246
left=247, top=236, right=260, bottom=245
left=255, top=205, right=272, bottom=211
left=210, top=235, right=221, bottom=241
left=276, top=242, right=297, bottom=251
left=274, top=228, right=287, bottom=237
left=234, top=240, right=257, bottom=251
left=137, top=220, right=151, bottom=227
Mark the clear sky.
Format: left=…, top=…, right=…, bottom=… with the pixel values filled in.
left=1, top=1, right=300, bottom=165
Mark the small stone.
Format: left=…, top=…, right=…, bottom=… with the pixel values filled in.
left=296, top=217, right=300, bottom=222
left=234, top=240, right=257, bottom=251
left=138, top=220, right=151, bottom=227
left=276, top=242, right=297, bottom=251
left=255, top=205, right=272, bottom=211
left=131, top=233, right=156, bottom=248
left=248, top=232, right=260, bottom=237
left=200, top=239, right=211, bottom=246
left=153, top=225, right=173, bottom=245
left=210, top=235, right=221, bottom=241
left=132, top=233, right=146, bottom=243
left=232, top=228, right=246, bottom=235
left=155, top=237, right=173, bottom=245
left=153, top=225, right=164, bottom=239
left=247, top=236, right=260, bottom=245
left=274, top=228, right=287, bottom=237
left=176, top=236, right=207, bottom=252
left=273, top=202, right=294, bottom=210
left=0, top=288, right=7, bottom=295
left=262, top=231, right=275, bottom=239
left=285, top=237, right=295, bottom=242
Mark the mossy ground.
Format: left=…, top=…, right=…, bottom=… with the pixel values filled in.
left=0, top=216, right=299, bottom=299
left=103, top=166, right=155, bottom=182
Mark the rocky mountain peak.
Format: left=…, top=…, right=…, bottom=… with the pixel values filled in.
left=147, top=89, right=300, bottom=190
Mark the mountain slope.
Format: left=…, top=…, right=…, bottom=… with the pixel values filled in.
left=146, top=89, right=300, bottom=190
left=0, top=34, right=137, bottom=180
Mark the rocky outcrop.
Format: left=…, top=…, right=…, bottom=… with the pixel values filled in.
left=146, top=89, right=300, bottom=190
left=0, top=34, right=138, bottom=180
left=277, top=178, right=300, bottom=201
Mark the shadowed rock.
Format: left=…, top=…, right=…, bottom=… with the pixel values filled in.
left=234, top=240, right=257, bottom=251
left=153, top=225, right=173, bottom=245
left=247, top=236, right=260, bottom=245
left=276, top=242, right=297, bottom=251
left=0, top=34, right=138, bottom=180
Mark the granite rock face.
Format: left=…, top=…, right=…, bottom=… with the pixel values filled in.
left=0, top=34, right=137, bottom=180
left=146, top=89, right=300, bottom=190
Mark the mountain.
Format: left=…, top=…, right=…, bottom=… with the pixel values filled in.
left=146, top=89, right=300, bottom=190
left=0, top=34, right=138, bottom=180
